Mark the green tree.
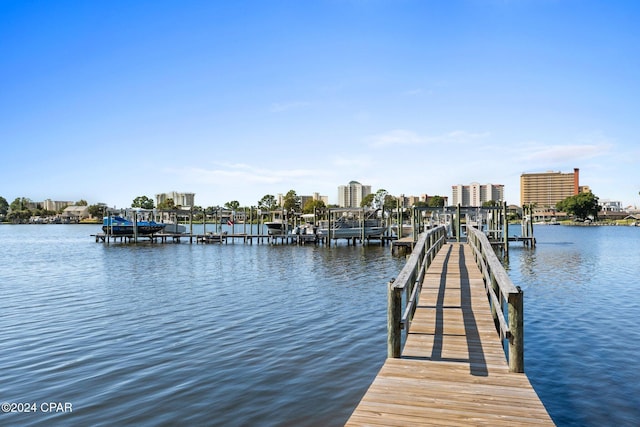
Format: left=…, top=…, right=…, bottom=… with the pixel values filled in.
left=556, top=192, right=601, bottom=221
left=224, top=200, right=240, bottom=210
left=0, top=196, right=9, bottom=217
left=88, top=204, right=106, bottom=218
left=76, top=199, right=88, bottom=206
left=7, top=197, right=32, bottom=223
left=360, top=193, right=374, bottom=208
left=303, top=199, right=326, bottom=214
left=157, top=198, right=175, bottom=210
left=283, top=190, right=301, bottom=213
left=373, top=189, right=388, bottom=209
left=258, top=194, right=278, bottom=211
left=428, top=196, right=445, bottom=207
left=132, top=195, right=155, bottom=209
left=10, top=197, right=30, bottom=212
left=383, top=195, right=397, bottom=211
left=482, top=200, right=499, bottom=207
left=191, top=205, right=204, bottom=221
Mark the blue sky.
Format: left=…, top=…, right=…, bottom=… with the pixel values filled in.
left=2, top=0, right=639, bottom=209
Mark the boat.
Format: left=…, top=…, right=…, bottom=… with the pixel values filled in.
left=198, top=231, right=228, bottom=244
left=317, top=210, right=386, bottom=239
left=162, top=222, right=187, bottom=234
left=264, top=211, right=290, bottom=235
left=290, top=214, right=319, bottom=243
left=102, top=216, right=166, bottom=236
left=534, top=218, right=560, bottom=225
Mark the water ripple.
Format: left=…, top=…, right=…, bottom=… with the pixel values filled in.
left=0, top=225, right=400, bottom=426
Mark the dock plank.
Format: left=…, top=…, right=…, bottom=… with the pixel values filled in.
left=346, top=242, right=554, bottom=426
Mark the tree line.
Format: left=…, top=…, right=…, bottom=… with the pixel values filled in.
left=3, top=191, right=599, bottom=223
left=131, top=189, right=447, bottom=215
left=0, top=196, right=103, bottom=223
left=0, top=190, right=449, bottom=223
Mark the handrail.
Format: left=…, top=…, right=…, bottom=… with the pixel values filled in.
left=387, top=226, right=447, bottom=358
left=466, top=226, right=524, bottom=373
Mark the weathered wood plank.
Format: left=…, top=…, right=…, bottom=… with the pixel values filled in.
left=346, top=243, right=554, bottom=426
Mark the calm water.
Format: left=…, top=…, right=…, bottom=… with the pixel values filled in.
left=1, top=224, right=639, bottom=426
left=507, top=225, right=640, bottom=427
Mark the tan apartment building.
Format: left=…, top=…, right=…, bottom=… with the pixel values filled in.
left=397, top=194, right=449, bottom=207
left=520, top=168, right=580, bottom=208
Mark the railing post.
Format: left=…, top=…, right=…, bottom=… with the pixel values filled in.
left=387, top=281, right=402, bottom=358
left=456, top=204, right=461, bottom=242
left=508, top=287, right=524, bottom=372
left=490, top=271, right=499, bottom=324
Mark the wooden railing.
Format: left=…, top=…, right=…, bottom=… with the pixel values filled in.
left=467, top=226, right=524, bottom=373
left=387, top=226, right=447, bottom=358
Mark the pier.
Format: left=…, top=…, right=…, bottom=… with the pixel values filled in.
left=391, top=203, right=536, bottom=256
left=93, top=231, right=297, bottom=245
left=93, top=207, right=396, bottom=246
left=93, top=204, right=537, bottom=253
left=346, top=226, right=553, bottom=426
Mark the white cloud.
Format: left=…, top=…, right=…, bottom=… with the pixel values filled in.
left=368, top=129, right=490, bottom=148
left=165, top=162, right=329, bottom=186
left=520, top=143, right=612, bottom=164
left=368, top=129, right=425, bottom=147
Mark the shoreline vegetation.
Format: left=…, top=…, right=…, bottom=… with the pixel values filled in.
left=2, top=218, right=637, bottom=226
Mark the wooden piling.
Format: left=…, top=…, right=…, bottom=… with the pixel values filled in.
left=508, top=286, right=524, bottom=373
left=387, top=280, right=402, bottom=358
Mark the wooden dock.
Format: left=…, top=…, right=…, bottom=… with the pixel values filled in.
left=346, top=241, right=554, bottom=426
left=92, top=232, right=395, bottom=246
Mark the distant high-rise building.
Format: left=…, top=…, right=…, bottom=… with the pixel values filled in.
left=338, top=181, right=371, bottom=208
left=155, top=191, right=195, bottom=208
left=299, top=193, right=329, bottom=210
left=43, top=199, right=75, bottom=212
left=520, top=169, right=580, bottom=208
left=396, top=194, right=449, bottom=208
left=276, top=192, right=328, bottom=210
left=451, top=183, right=504, bottom=206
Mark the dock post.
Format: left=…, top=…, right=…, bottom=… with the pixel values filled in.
left=508, top=287, right=524, bottom=373
left=387, top=280, right=402, bottom=358
left=529, top=203, right=536, bottom=247
left=503, top=201, right=509, bottom=256
left=189, top=208, right=193, bottom=244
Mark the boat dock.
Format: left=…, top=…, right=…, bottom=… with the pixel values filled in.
left=346, top=227, right=553, bottom=426
left=94, top=203, right=538, bottom=254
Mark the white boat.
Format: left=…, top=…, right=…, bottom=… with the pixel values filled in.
left=265, top=220, right=289, bottom=235
left=291, top=224, right=318, bottom=243
left=265, top=211, right=290, bottom=235
left=534, top=218, right=560, bottom=225
left=289, top=214, right=318, bottom=242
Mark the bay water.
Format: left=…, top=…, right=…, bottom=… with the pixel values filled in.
left=507, top=225, right=640, bottom=426
left=1, top=224, right=639, bottom=426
